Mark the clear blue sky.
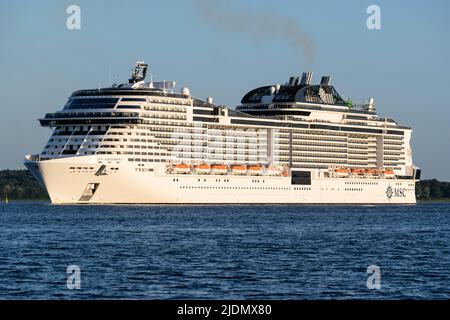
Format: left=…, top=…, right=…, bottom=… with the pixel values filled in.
left=1, top=0, right=449, bottom=180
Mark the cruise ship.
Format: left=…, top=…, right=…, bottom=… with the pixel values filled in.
left=25, top=61, right=420, bottom=204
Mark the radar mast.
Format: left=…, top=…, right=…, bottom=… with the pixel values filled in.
left=128, top=61, right=148, bottom=83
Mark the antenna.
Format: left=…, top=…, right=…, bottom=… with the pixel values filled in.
left=112, top=75, right=118, bottom=87
left=108, top=62, right=112, bottom=86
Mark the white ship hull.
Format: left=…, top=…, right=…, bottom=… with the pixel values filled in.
left=25, top=156, right=416, bottom=204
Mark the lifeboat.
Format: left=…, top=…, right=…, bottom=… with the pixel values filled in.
left=211, top=164, right=228, bottom=175
left=351, top=168, right=365, bottom=175
left=334, top=168, right=349, bottom=177
left=230, top=165, right=247, bottom=175
left=266, top=166, right=282, bottom=176
left=366, top=169, right=376, bottom=175
left=247, top=165, right=263, bottom=175
left=383, top=169, right=395, bottom=178
left=172, top=163, right=191, bottom=174
left=193, top=164, right=211, bottom=174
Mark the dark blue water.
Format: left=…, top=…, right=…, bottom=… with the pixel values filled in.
left=0, top=202, right=449, bottom=299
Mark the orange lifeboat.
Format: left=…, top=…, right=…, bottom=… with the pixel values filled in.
left=211, top=164, right=228, bottom=175
left=230, top=165, right=247, bottom=175
left=193, top=164, right=211, bottom=174
left=172, top=163, right=191, bottom=174
left=266, top=166, right=282, bottom=176
left=366, top=169, right=376, bottom=175
left=351, top=168, right=368, bottom=175
left=335, top=168, right=349, bottom=177
left=383, top=169, right=395, bottom=178
left=247, top=165, right=263, bottom=175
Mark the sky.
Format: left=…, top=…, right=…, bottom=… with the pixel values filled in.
left=0, top=0, right=449, bottom=180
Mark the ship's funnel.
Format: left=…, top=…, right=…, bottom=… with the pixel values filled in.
left=320, top=75, right=331, bottom=86
left=300, top=72, right=313, bottom=85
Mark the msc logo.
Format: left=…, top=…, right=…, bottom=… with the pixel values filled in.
left=386, top=186, right=393, bottom=199
left=386, top=185, right=406, bottom=199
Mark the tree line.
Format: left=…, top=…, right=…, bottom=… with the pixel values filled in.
left=0, top=169, right=449, bottom=201
left=0, top=170, right=49, bottom=200
left=415, top=179, right=450, bottom=200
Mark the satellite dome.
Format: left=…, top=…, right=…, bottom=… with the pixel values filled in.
left=181, top=87, right=190, bottom=96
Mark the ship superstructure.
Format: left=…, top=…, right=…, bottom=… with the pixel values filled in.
left=25, top=62, right=419, bottom=204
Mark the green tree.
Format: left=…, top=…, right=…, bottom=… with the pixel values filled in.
left=2, top=184, right=11, bottom=199
left=430, top=179, right=443, bottom=199
left=415, top=182, right=422, bottom=198
left=0, top=170, right=49, bottom=200
left=422, top=185, right=431, bottom=199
